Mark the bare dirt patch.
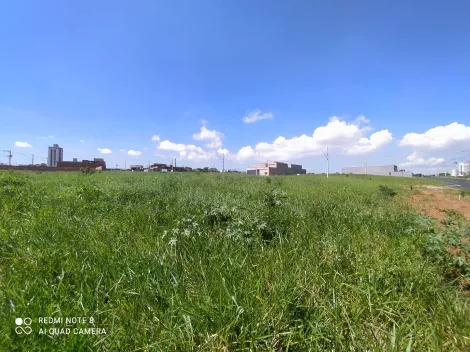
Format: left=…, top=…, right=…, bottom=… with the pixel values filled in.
left=409, top=188, right=470, bottom=299
left=409, top=189, right=470, bottom=222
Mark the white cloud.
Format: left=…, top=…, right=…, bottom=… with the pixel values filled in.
left=345, top=130, right=393, bottom=155
left=144, top=147, right=148, bottom=150
left=312, top=117, right=363, bottom=145
left=128, top=150, right=142, bottom=157
left=80, top=139, right=84, bottom=143
left=119, top=149, right=126, bottom=153
left=242, top=109, right=273, bottom=124
left=158, top=140, right=219, bottom=161
left=15, top=141, right=32, bottom=148
left=192, top=126, right=224, bottom=148
left=399, top=122, right=470, bottom=150
left=158, top=141, right=188, bottom=152
left=354, top=115, right=370, bottom=124
left=399, top=151, right=445, bottom=168
left=217, top=148, right=229, bottom=155
left=235, top=116, right=391, bottom=161
left=151, top=135, right=160, bottom=142
left=97, top=148, right=112, bottom=154
left=37, top=135, right=55, bottom=140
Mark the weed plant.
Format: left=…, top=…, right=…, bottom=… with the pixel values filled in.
left=0, top=171, right=469, bottom=350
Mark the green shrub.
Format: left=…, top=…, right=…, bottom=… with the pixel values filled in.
left=378, top=184, right=397, bottom=197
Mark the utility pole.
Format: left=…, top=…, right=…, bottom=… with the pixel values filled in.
left=3, top=150, right=12, bottom=166
left=321, top=146, right=329, bottom=178
left=32, top=154, right=34, bottom=166
left=327, top=146, right=329, bottom=178
left=364, top=160, right=367, bottom=175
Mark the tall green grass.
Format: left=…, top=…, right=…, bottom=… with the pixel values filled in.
left=0, top=171, right=468, bottom=351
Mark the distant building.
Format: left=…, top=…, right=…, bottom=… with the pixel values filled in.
left=47, top=144, right=63, bottom=167
left=246, top=161, right=306, bottom=176
left=342, top=164, right=412, bottom=177
left=149, top=163, right=167, bottom=172
left=57, top=159, right=106, bottom=171
left=458, top=161, right=470, bottom=176
left=148, top=163, right=188, bottom=172
left=130, top=165, right=144, bottom=171
left=452, top=161, right=470, bottom=176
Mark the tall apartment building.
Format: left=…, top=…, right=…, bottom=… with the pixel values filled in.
left=47, top=144, right=63, bottom=167
left=452, top=161, right=470, bottom=176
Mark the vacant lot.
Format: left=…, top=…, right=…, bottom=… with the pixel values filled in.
left=1, top=171, right=469, bottom=351
left=410, top=187, right=470, bottom=222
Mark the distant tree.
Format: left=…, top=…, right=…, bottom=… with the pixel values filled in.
left=209, top=167, right=218, bottom=172
left=202, top=167, right=209, bottom=172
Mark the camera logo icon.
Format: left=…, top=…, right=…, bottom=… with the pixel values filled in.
left=15, top=317, right=32, bottom=335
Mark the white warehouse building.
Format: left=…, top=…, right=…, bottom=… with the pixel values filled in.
left=342, top=164, right=412, bottom=177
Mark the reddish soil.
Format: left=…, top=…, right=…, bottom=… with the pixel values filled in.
left=410, top=188, right=470, bottom=297
left=409, top=189, right=470, bottom=222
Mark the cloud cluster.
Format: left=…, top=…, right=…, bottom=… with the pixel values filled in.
left=234, top=116, right=392, bottom=161
left=15, top=141, right=32, bottom=148
left=399, top=151, right=445, bottom=168
left=69, top=117, right=468, bottom=167
left=399, top=122, right=470, bottom=150
left=158, top=140, right=226, bottom=161
left=242, top=109, right=273, bottom=124
left=192, top=126, right=224, bottom=148
left=128, top=150, right=142, bottom=157
left=97, top=148, right=112, bottom=154
left=155, top=116, right=392, bottom=163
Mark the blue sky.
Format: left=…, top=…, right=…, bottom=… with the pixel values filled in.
left=1, top=0, right=470, bottom=173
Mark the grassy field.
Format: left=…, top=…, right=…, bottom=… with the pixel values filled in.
left=1, top=171, right=469, bottom=351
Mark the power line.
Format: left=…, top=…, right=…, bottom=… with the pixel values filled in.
left=12, top=151, right=47, bottom=160
left=320, top=146, right=329, bottom=178
left=218, top=152, right=225, bottom=172
left=2, top=150, right=12, bottom=165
